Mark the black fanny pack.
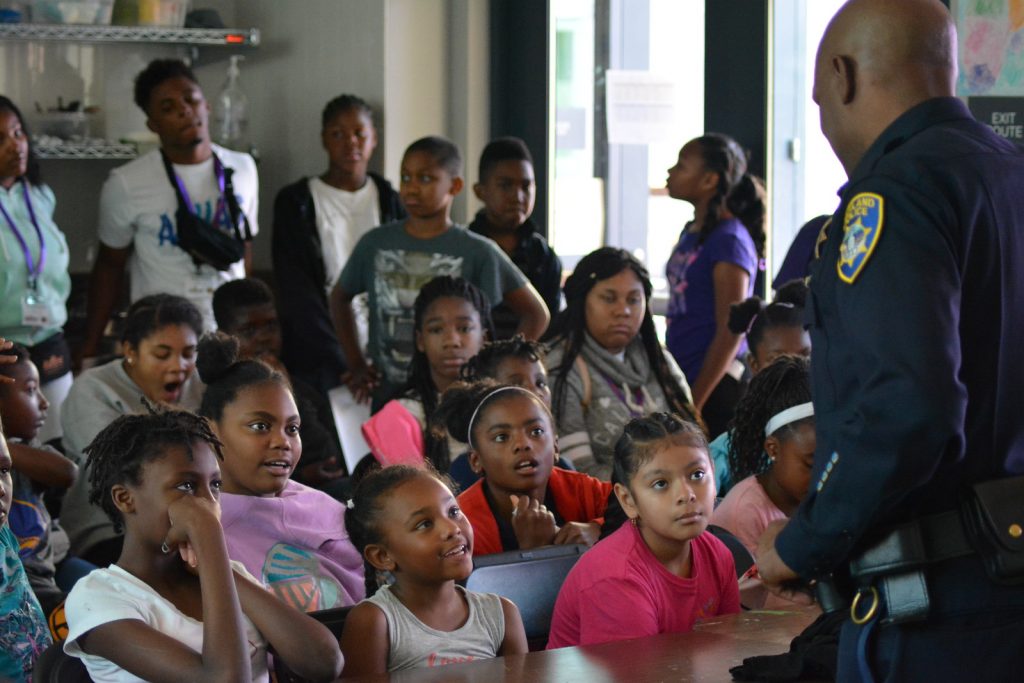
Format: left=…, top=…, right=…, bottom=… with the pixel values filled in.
left=161, top=151, right=252, bottom=271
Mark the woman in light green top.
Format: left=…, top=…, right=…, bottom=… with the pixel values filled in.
left=0, top=96, right=72, bottom=442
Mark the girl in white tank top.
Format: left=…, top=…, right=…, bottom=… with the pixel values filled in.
left=339, top=466, right=528, bottom=675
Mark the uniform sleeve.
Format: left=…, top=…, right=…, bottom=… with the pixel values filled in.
left=776, top=181, right=965, bottom=577
left=97, top=171, right=135, bottom=249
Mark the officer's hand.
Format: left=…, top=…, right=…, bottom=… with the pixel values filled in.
left=757, top=520, right=816, bottom=605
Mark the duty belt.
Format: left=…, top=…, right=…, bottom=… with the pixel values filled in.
left=817, top=510, right=975, bottom=625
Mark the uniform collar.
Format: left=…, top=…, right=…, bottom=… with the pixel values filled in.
left=846, top=97, right=972, bottom=189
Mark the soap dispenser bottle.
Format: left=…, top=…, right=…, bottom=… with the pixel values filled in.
left=212, top=55, right=252, bottom=155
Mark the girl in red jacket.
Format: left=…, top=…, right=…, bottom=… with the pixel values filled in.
left=435, top=380, right=611, bottom=556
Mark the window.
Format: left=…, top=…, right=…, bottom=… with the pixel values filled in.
left=549, top=0, right=706, bottom=293
left=769, top=0, right=847, bottom=278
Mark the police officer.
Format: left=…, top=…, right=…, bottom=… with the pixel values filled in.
left=757, top=0, right=1024, bottom=679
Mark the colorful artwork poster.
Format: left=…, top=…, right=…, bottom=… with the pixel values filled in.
left=956, top=0, right=1024, bottom=96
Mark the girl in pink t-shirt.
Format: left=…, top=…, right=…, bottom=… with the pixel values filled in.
left=712, top=355, right=815, bottom=558
left=547, top=413, right=740, bottom=648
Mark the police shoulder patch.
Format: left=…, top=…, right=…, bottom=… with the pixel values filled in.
left=837, top=192, right=884, bottom=284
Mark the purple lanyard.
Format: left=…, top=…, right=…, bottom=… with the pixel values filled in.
left=596, top=369, right=646, bottom=418
left=0, top=181, right=46, bottom=290
left=169, top=156, right=228, bottom=227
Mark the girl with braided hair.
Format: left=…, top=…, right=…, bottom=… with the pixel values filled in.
left=707, top=279, right=811, bottom=495
left=547, top=412, right=739, bottom=648
left=433, top=380, right=610, bottom=556
left=362, top=276, right=491, bottom=471
left=664, top=133, right=767, bottom=438
left=544, top=247, right=698, bottom=481
left=711, top=355, right=815, bottom=560
left=62, top=409, right=343, bottom=682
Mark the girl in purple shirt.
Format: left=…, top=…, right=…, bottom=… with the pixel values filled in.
left=664, top=134, right=766, bottom=437
left=196, top=332, right=364, bottom=611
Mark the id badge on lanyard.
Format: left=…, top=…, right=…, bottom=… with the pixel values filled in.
left=0, top=182, right=49, bottom=327
left=21, top=290, right=51, bottom=327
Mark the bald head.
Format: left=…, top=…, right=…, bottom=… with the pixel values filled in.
left=814, top=0, right=957, bottom=172
left=823, top=0, right=956, bottom=98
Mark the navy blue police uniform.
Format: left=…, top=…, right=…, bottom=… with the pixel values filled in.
left=774, top=97, right=1024, bottom=680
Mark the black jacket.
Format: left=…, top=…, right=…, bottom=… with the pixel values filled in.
left=468, top=211, right=562, bottom=339
left=272, top=174, right=405, bottom=392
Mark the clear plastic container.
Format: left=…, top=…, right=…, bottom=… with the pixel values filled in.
left=35, top=111, right=92, bottom=139
left=31, top=0, right=114, bottom=24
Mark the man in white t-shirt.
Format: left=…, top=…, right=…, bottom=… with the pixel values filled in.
left=80, top=59, right=259, bottom=364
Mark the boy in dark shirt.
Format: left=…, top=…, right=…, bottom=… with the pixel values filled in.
left=470, top=137, right=562, bottom=338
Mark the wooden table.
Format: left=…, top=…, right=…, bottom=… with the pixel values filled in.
left=341, top=607, right=820, bottom=682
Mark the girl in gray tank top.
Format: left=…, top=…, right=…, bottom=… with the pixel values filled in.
left=339, top=466, right=528, bottom=675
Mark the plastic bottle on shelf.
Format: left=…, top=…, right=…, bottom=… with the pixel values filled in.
left=212, top=54, right=251, bottom=154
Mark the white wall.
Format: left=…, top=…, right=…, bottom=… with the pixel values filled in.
left=225, top=0, right=390, bottom=270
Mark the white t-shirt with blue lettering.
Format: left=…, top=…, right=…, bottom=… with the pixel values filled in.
left=97, top=144, right=259, bottom=330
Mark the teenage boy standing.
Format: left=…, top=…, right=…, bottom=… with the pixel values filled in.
left=80, top=59, right=258, bottom=364
left=273, top=95, right=405, bottom=395
left=470, top=137, right=562, bottom=339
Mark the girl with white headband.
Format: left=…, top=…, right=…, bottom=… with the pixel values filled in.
left=712, top=355, right=815, bottom=566
left=708, top=278, right=811, bottom=496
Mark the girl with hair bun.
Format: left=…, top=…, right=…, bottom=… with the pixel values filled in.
left=544, top=247, right=698, bottom=481
left=340, top=465, right=527, bottom=675
left=708, top=279, right=810, bottom=495
left=664, top=133, right=767, bottom=438
left=196, top=332, right=364, bottom=612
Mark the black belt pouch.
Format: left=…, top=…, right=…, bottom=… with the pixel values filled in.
left=961, top=475, right=1024, bottom=585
